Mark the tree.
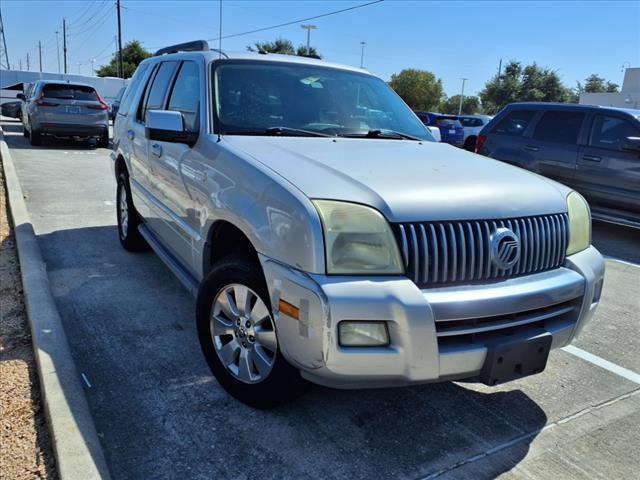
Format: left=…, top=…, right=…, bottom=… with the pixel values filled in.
left=388, top=69, right=444, bottom=111
left=479, top=61, right=573, bottom=114
left=439, top=95, right=480, bottom=115
left=583, top=74, right=619, bottom=93
left=247, top=38, right=321, bottom=58
left=96, top=40, right=151, bottom=79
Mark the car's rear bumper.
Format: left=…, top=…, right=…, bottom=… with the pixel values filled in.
left=37, top=123, right=107, bottom=137
left=260, top=246, right=604, bottom=389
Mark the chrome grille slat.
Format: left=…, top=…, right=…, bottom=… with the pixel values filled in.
left=395, top=214, right=568, bottom=288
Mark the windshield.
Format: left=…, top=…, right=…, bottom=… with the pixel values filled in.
left=213, top=62, right=434, bottom=141
left=43, top=84, right=98, bottom=101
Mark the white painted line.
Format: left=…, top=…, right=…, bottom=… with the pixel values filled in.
left=81, top=373, right=93, bottom=388
left=563, top=345, right=640, bottom=384
left=603, top=256, right=640, bottom=269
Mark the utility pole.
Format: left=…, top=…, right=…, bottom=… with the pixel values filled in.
left=0, top=10, right=10, bottom=70
left=497, top=58, right=502, bottom=79
left=26, top=52, right=30, bottom=71
left=301, top=24, right=316, bottom=56
left=19, top=58, right=22, bottom=70
left=63, top=18, right=67, bottom=74
left=38, top=41, right=42, bottom=72
left=360, top=41, right=366, bottom=68
left=91, top=58, right=95, bottom=76
left=116, top=0, right=123, bottom=78
left=77, top=62, right=81, bottom=74
left=458, top=78, right=468, bottom=115
left=55, top=30, right=60, bottom=73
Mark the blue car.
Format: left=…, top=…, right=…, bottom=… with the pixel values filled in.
left=416, top=112, right=465, bottom=146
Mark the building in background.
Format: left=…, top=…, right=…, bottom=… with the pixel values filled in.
left=580, top=67, right=640, bottom=109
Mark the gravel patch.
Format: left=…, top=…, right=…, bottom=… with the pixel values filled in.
left=0, top=157, right=56, bottom=479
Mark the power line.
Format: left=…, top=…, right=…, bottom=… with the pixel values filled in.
left=68, top=1, right=110, bottom=30
left=68, top=5, right=115, bottom=38
left=66, top=0, right=98, bottom=27
left=206, top=0, right=384, bottom=41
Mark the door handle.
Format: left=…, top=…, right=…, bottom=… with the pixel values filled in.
left=151, top=143, right=162, bottom=158
left=582, top=155, right=602, bottom=162
left=523, top=145, right=539, bottom=152
left=127, top=129, right=134, bottom=140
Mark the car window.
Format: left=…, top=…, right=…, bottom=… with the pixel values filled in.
left=142, top=61, right=178, bottom=122
left=42, top=84, right=98, bottom=101
left=533, top=111, right=585, bottom=144
left=118, top=63, right=149, bottom=117
left=459, top=117, right=483, bottom=127
left=437, top=118, right=462, bottom=127
left=492, top=110, right=536, bottom=136
left=167, top=61, right=200, bottom=132
left=589, top=115, right=640, bottom=151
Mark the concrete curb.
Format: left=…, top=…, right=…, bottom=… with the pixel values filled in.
left=0, top=126, right=111, bottom=480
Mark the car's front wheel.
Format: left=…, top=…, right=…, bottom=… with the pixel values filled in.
left=116, top=173, right=148, bottom=251
left=196, top=256, right=308, bottom=408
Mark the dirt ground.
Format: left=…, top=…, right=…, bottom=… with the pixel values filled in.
left=0, top=157, right=56, bottom=479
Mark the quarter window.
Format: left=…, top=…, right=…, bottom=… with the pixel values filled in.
left=533, top=111, right=585, bottom=144
left=167, top=61, right=200, bottom=132
left=492, top=110, right=536, bottom=136
left=589, top=115, right=640, bottom=151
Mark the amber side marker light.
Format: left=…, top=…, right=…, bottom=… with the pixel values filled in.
left=279, top=299, right=300, bottom=320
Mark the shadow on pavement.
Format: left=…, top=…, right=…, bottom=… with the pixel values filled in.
left=1, top=120, right=103, bottom=150
left=592, top=220, right=640, bottom=264
left=35, top=223, right=547, bottom=479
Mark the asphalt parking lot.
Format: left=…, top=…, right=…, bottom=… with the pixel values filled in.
left=2, top=116, right=639, bottom=479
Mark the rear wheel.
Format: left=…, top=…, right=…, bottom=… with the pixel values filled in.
left=97, top=131, right=109, bottom=148
left=29, top=129, right=42, bottom=146
left=22, top=123, right=29, bottom=138
left=464, top=136, right=476, bottom=152
left=116, top=173, right=148, bottom=251
left=196, top=256, right=308, bottom=408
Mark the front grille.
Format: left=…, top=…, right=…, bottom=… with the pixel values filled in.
left=395, top=214, right=569, bottom=287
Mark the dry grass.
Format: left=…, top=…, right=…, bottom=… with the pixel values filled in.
left=0, top=157, right=56, bottom=479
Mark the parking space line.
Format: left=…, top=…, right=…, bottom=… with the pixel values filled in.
left=563, top=345, right=640, bottom=384
left=603, top=256, right=640, bottom=269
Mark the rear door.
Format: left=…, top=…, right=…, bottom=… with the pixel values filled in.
left=481, top=109, right=538, bottom=167
left=526, top=109, right=585, bottom=186
left=574, top=113, right=640, bottom=217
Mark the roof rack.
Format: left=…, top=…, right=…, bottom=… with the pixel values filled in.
left=154, top=40, right=227, bottom=57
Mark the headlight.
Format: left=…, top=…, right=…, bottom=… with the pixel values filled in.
left=566, top=191, right=591, bottom=256
left=312, top=200, right=404, bottom=274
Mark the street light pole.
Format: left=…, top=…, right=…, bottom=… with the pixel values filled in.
left=55, top=30, right=60, bottom=73
left=458, top=78, right=468, bottom=115
left=360, top=41, right=366, bottom=68
left=301, top=24, right=316, bottom=55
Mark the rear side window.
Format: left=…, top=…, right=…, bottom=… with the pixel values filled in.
left=533, top=111, right=585, bottom=144
left=118, top=63, right=149, bottom=117
left=167, top=61, right=200, bottom=132
left=141, top=61, right=178, bottom=121
left=43, top=84, right=98, bottom=101
left=459, top=117, right=483, bottom=127
left=589, top=115, right=640, bottom=150
left=492, top=110, right=536, bottom=136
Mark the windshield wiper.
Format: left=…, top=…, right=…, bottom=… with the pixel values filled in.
left=223, top=126, right=331, bottom=137
left=337, top=129, right=422, bottom=141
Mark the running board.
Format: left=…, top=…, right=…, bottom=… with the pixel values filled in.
left=592, top=211, right=640, bottom=229
left=138, top=224, right=200, bottom=297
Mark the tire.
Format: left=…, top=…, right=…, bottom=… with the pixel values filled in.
left=464, top=136, right=476, bottom=152
left=30, top=128, right=42, bottom=146
left=23, top=123, right=29, bottom=138
left=116, top=173, right=148, bottom=251
left=196, top=255, right=308, bottom=408
left=97, top=131, right=109, bottom=148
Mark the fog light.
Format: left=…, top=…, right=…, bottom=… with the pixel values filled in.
left=338, top=321, right=389, bottom=347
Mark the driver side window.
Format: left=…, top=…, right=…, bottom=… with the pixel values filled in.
left=589, top=115, right=640, bottom=151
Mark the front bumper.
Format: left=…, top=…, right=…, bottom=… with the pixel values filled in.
left=260, top=246, right=604, bottom=389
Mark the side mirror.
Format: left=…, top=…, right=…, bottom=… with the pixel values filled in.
left=145, top=110, right=198, bottom=146
left=17, top=93, right=25, bottom=100
left=621, top=136, right=640, bottom=153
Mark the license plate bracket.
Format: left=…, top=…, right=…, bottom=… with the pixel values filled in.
left=65, top=105, right=81, bottom=114
left=480, top=333, right=552, bottom=386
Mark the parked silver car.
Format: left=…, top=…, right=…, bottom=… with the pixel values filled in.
left=20, top=80, right=109, bottom=147
left=459, top=114, right=493, bottom=151
left=112, top=41, right=604, bottom=408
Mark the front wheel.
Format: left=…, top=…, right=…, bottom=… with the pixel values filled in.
left=196, top=256, right=308, bottom=408
left=116, top=173, right=148, bottom=251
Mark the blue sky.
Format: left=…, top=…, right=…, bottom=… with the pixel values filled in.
left=2, top=0, right=639, bottom=97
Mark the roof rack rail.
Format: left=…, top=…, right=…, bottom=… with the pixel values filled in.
left=154, top=40, right=210, bottom=56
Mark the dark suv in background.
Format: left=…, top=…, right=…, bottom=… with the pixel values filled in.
left=477, top=103, right=640, bottom=228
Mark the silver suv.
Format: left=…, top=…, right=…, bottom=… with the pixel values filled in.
left=112, top=41, right=605, bottom=408
left=21, top=80, right=109, bottom=147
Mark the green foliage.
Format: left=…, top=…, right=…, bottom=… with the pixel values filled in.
left=388, top=69, right=444, bottom=111
left=247, top=38, right=321, bottom=58
left=583, top=74, right=619, bottom=93
left=479, top=61, right=573, bottom=114
left=439, top=95, right=480, bottom=115
left=96, top=40, right=151, bottom=79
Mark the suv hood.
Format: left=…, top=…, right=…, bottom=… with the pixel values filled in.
left=225, top=136, right=570, bottom=222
